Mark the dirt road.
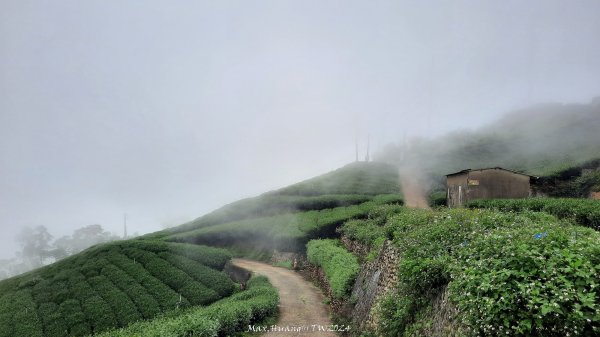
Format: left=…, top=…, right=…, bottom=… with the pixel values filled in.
left=398, top=168, right=431, bottom=209
left=232, top=259, right=338, bottom=337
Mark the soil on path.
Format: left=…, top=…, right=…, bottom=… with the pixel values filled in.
left=398, top=168, right=431, bottom=209
left=232, top=259, right=338, bottom=337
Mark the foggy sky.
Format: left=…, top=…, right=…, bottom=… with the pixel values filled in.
left=1, top=1, right=600, bottom=260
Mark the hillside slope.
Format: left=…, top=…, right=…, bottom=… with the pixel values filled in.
left=377, top=99, right=600, bottom=178
left=0, top=241, right=233, bottom=337
left=144, top=162, right=403, bottom=253
left=0, top=161, right=403, bottom=337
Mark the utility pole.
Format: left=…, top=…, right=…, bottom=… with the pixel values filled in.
left=123, top=213, right=128, bottom=239
left=364, top=134, right=370, bottom=162
left=355, top=136, right=359, bottom=162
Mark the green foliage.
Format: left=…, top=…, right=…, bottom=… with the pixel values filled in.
left=93, top=276, right=279, bottom=337
left=467, top=198, right=600, bottom=231
left=450, top=224, right=600, bottom=336
left=156, top=251, right=235, bottom=297
left=86, top=274, right=142, bottom=326
left=377, top=101, right=600, bottom=178
left=0, top=162, right=403, bottom=336
left=306, top=239, right=360, bottom=298
left=271, top=162, right=401, bottom=196
left=168, top=195, right=403, bottom=252
left=368, top=207, right=600, bottom=336
left=533, top=159, right=600, bottom=197
left=428, top=191, right=447, bottom=207
left=147, top=194, right=377, bottom=240
left=338, top=204, right=405, bottom=247
left=0, top=240, right=235, bottom=337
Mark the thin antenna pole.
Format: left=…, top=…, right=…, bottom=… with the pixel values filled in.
left=365, top=134, right=370, bottom=162
left=123, top=213, right=128, bottom=239
left=355, top=136, right=359, bottom=162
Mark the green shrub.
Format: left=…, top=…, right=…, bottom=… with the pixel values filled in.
left=38, top=302, right=67, bottom=337
left=449, top=224, right=600, bottom=336
left=366, top=207, right=600, bottom=336
left=168, top=195, right=403, bottom=252
left=93, top=276, right=278, bottom=337
left=306, top=239, right=360, bottom=298
left=467, top=198, right=600, bottom=231
left=81, top=295, right=117, bottom=333
left=99, top=264, right=161, bottom=319
left=338, top=204, right=405, bottom=247
left=157, top=252, right=235, bottom=297
left=58, top=299, right=89, bottom=335
left=11, top=290, right=43, bottom=337
left=428, top=191, right=447, bottom=207
left=106, top=252, right=183, bottom=311
left=87, top=275, right=142, bottom=326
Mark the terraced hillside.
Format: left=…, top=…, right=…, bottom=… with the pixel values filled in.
left=337, top=204, right=600, bottom=336
left=0, top=241, right=234, bottom=337
left=145, top=162, right=403, bottom=253
left=0, top=161, right=402, bottom=337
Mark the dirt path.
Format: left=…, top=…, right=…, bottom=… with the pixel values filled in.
left=232, top=259, right=337, bottom=337
left=398, top=168, right=431, bottom=209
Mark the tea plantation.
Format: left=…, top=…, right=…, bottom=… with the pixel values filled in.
left=144, top=162, right=401, bottom=241
left=306, top=239, right=360, bottom=298
left=94, top=276, right=278, bottom=337
left=468, top=198, right=600, bottom=231
left=0, top=241, right=235, bottom=337
left=0, top=162, right=403, bottom=337
left=166, top=194, right=403, bottom=252
left=339, top=205, right=600, bottom=336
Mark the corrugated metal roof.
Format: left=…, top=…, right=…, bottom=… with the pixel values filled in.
left=445, top=167, right=538, bottom=178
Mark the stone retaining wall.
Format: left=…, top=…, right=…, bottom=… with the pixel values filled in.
left=342, top=237, right=401, bottom=331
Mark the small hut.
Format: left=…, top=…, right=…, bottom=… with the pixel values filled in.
left=446, top=167, right=536, bottom=207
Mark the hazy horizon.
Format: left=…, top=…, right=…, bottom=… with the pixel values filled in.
left=2, top=0, right=600, bottom=260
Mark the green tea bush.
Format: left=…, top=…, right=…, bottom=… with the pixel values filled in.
left=122, top=247, right=220, bottom=306
left=468, top=198, right=600, bottom=231
left=306, top=239, right=360, bottom=298
left=58, top=299, right=89, bottom=336
left=147, top=194, right=377, bottom=240
left=93, top=276, right=279, bottom=337
left=450, top=224, right=600, bottom=336
left=157, top=252, right=235, bottom=297
left=38, top=302, right=67, bottom=337
left=0, top=294, right=14, bottom=337
left=87, top=275, right=142, bottom=326
left=80, top=295, right=117, bottom=333
left=338, top=204, right=405, bottom=247
left=99, top=264, right=161, bottom=319
left=370, top=207, right=600, bottom=336
left=271, top=162, right=400, bottom=196
left=10, top=290, right=43, bottom=337
left=0, top=240, right=234, bottom=336
left=168, top=195, right=403, bottom=252
left=119, top=241, right=232, bottom=270
left=105, top=252, right=184, bottom=311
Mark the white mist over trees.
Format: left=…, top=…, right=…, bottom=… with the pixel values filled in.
left=0, top=224, right=122, bottom=280
left=375, top=98, right=600, bottom=188
left=2, top=1, right=600, bottom=262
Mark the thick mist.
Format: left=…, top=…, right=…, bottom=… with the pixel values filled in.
left=2, top=0, right=600, bottom=265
